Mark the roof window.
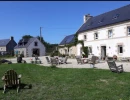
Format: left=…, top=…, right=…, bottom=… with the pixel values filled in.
left=112, top=14, right=119, bottom=20
left=88, top=22, right=93, bottom=26
left=98, top=18, right=104, bottom=24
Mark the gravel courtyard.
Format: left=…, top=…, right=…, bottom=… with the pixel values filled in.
left=6, top=56, right=130, bottom=72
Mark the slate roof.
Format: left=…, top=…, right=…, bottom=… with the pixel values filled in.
left=0, top=39, right=10, bottom=46
left=59, top=34, right=75, bottom=45
left=76, top=4, right=130, bottom=34
left=14, top=37, right=37, bottom=49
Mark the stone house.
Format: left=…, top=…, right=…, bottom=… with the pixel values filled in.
left=14, top=37, right=46, bottom=57
left=0, top=36, right=17, bottom=55
left=76, top=4, right=130, bottom=60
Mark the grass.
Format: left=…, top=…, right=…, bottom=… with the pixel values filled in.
left=0, top=64, right=130, bottom=100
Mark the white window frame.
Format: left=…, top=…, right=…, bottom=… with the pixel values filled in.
left=88, top=47, right=92, bottom=54
left=84, top=35, right=87, bottom=41
left=108, top=30, right=113, bottom=38
left=118, top=45, right=123, bottom=54
left=34, top=41, right=38, bottom=46
left=94, top=33, right=98, bottom=40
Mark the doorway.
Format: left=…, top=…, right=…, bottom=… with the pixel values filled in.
left=101, top=46, right=106, bottom=60
left=32, top=48, right=40, bottom=56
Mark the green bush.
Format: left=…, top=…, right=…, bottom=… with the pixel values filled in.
left=83, top=46, right=88, bottom=58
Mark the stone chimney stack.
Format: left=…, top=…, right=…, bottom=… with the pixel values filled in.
left=84, top=14, right=93, bottom=23
left=10, top=36, right=14, bottom=40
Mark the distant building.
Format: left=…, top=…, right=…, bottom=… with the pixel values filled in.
left=76, top=4, right=130, bottom=59
left=14, top=37, right=46, bottom=57
left=59, top=34, right=77, bottom=56
left=0, top=36, right=17, bottom=55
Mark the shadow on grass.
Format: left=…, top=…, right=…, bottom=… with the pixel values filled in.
left=0, top=83, right=32, bottom=92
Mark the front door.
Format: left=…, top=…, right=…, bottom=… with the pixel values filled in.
left=101, top=46, right=106, bottom=60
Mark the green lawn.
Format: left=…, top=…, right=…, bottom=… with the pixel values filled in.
left=0, top=63, right=130, bottom=100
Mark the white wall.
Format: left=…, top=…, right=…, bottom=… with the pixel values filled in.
left=0, top=47, right=6, bottom=52
left=14, top=48, right=26, bottom=57
left=76, top=43, right=82, bottom=56
left=77, top=21, right=130, bottom=58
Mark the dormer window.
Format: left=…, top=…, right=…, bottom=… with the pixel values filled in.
left=127, top=27, right=130, bottom=35
left=34, top=41, right=38, bottom=46
left=112, top=14, right=119, bottom=20
left=108, top=29, right=113, bottom=38
left=94, top=33, right=98, bottom=40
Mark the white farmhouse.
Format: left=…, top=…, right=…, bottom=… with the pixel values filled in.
left=14, top=37, right=46, bottom=57
left=76, top=4, right=130, bottom=60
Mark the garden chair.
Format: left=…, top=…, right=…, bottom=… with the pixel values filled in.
left=2, top=70, right=22, bottom=93
left=50, top=57, right=59, bottom=65
left=59, top=56, right=68, bottom=64
left=76, top=57, right=84, bottom=64
left=88, top=56, right=97, bottom=68
left=107, top=60, right=124, bottom=73
left=46, top=57, right=51, bottom=64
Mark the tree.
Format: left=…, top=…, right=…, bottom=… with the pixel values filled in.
left=22, top=35, right=33, bottom=39
left=83, top=46, right=88, bottom=58
left=37, top=36, right=58, bottom=55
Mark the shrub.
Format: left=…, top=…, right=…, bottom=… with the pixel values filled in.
left=83, top=47, right=88, bottom=58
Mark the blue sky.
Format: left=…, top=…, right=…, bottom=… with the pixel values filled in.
left=0, top=1, right=130, bottom=44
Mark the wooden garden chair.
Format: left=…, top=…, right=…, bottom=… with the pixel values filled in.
left=2, top=70, right=22, bottom=93
left=50, top=57, right=59, bottom=65
left=107, top=60, right=124, bottom=73
left=88, top=56, right=97, bottom=68
left=46, top=56, right=51, bottom=64
left=59, top=56, right=68, bottom=64
left=76, top=57, right=84, bottom=64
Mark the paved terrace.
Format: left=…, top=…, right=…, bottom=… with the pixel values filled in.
left=6, top=56, right=130, bottom=72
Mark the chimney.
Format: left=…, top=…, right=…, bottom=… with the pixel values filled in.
left=84, top=14, right=93, bottom=23
left=10, top=36, right=14, bottom=40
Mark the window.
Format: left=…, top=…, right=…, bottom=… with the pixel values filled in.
left=98, top=18, right=104, bottom=24
left=94, top=33, right=98, bottom=40
left=108, top=30, right=113, bottom=38
left=34, top=42, right=38, bottom=46
left=88, top=47, right=92, bottom=54
left=88, top=22, right=93, bottom=26
left=118, top=45, right=123, bottom=54
left=127, top=27, right=130, bottom=35
left=112, top=14, right=119, bottom=20
left=84, top=35, right=87, bottom=40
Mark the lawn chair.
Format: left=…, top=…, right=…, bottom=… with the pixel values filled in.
left=50, top=57, right=59, bottom=65
left=59, top=56, right=68, bottom=64
left=88, top=56, right=97, bottom=68
left=107, top=60, right=124, bottom=73
left=2, top=70, right=22, bottom=93
left=76, top=57, right=84, bottom=64
left=46, top=57, right=51, bottom=64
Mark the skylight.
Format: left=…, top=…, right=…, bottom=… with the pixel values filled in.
left=98, top=18, right=104, bottom=24
left=88, top=22, right=93, bottom=26
left=112, top=14, right=119, bottom=20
